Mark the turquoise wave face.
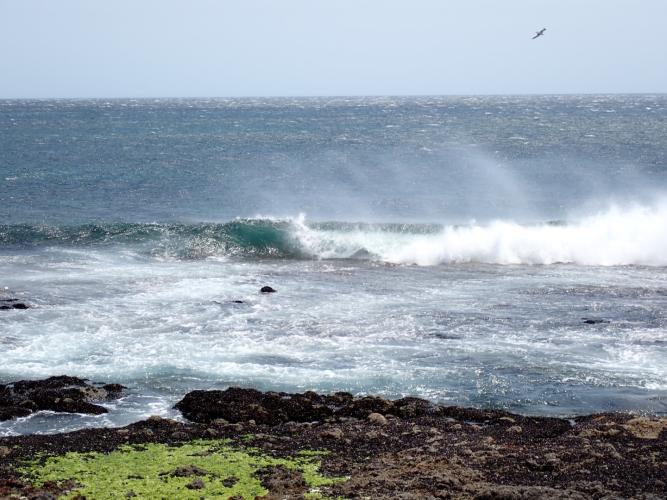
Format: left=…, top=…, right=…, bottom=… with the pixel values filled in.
left=0, top=219, right=438, bottom=260
left=0, top=220, right=301, bottom=259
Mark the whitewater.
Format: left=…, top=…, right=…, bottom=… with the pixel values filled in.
left=1, top=95, right=666, bottom=435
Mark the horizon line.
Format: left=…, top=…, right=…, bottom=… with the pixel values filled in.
left=1, top=91, right=666, bottom=101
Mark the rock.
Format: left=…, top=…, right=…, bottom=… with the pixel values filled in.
left=258, top=465, right=307, bottom=497
left=222, top=476, right=238, bottom=487
left=174, top=387, right=335, bottom=425
left=336, top=395, right=395, bottom=419
left=0, top=300, right=29, bottom=310
left=507, top=425, right=523, bottom=434
left=623, top=417, right=667, bottom=439
left=174, top=387, right=432, bottom=425
left=260, top=286, right=276, bottom=293
left=0, top=376, right=125, bottom=421
left=368, top=412, right=388, bottom=426
left=582, top=317, right=608, bottom=324
left=168, top=465, right=209, bottom=477
left=0, top=406, right=32, bottom=420
left=320, top=428, right=344, bottom=440
left=391, top=397, right=438, bottom=418
left=185, top=478, right=205, bottom=490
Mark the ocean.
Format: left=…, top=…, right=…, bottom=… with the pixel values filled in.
left=1, top=95, right=666, bottom=435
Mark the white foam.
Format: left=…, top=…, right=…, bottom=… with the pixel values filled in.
left=293, top=201, right=667, bottom=266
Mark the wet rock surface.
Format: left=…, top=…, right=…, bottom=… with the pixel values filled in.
left=175, top=387, right=450, bottom=425
left=1, top=385, right=666, bottom=498
left=0, top=376, right=125, bottom=421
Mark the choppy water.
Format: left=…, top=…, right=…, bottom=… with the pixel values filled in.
left=1, top=96, right=666, bottom=435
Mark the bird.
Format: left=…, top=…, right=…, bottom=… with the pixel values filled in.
left=532, top=28, right=546, bottom=39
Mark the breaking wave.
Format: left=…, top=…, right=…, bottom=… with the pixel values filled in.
left=2, top=202, right=667, bottom=266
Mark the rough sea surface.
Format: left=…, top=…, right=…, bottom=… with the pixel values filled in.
left=1, top=95, right=666, bottom=435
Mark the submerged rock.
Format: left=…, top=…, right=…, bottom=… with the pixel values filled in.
left=0, top=298, right=29, bottom=310
left=582, top=317, right=609, bottom=324
left=0, top=376, right=125, bottom=421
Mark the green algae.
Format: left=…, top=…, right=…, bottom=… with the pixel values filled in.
left=20, top=439, right=345, bottom=499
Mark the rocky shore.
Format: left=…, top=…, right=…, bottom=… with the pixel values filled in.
left=1, top=379, right=666, bottom=499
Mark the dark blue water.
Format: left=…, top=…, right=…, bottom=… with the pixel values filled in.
left=1, top=96, right=666, bottom=435
left=2, top=95, right=666, bottom=224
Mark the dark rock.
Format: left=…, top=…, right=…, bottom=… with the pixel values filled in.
left=185, top=478, right=205, bottom=490
left=336, top=395, right=395, bottom=418
left=175, top=387, right=439, bottom=425
left=231, top=300, right=244, bottom=303
left=168, top=465, right=209, bottom=477
left=0, top=406, right=32, bottom=420
left=393, top=396, right=439, bottom=418
left=320, top=428, right=344, bottom=440
left=0, top=303, right=29, bottom=310
left=0, top=298, right=29, bottom=310
left=260, top=286, right=276, bottom=293
left=222, top=476, right=238, bottom=488
left=102, top=384, right=125, bottom=399
left=175, top=387, right=335, bottom=425
left=258, top=465, right=306, bottom=498
left=582, top=317, right=609, bottom=324
left=0, top=376, right=125, bottom=421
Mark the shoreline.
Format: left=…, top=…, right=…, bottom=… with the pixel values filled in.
left=1, top=379, right=666, bottom=498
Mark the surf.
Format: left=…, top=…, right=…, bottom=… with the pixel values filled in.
left=1, top=201, right=666, bottom=267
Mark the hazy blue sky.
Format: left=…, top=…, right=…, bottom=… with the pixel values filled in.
left=1, top=0, right=666, bottom=98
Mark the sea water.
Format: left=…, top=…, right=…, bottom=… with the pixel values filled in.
left=1, top=95, right=666, bottom=435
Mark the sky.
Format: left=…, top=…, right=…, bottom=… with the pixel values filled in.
left=1, top=0, right=666, bottom=98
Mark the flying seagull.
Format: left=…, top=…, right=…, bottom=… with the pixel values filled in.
left=532, top=28, right=546, bottom=39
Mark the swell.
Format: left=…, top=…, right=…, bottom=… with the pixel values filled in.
left=1, top=202, right=666, bottom=266
left=0, top=220, right=301, bottom=260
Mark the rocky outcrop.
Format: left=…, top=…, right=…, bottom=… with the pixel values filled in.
left=0, top=376, right=125, bottom=421
left=174, top=388, right=570, bottom=440
left=174, top=388, right=452, bottom=425
left=0, top=386, right=665, bottom=499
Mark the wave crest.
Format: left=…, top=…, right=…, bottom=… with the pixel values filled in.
left=2, top=202, right=667, bottom=266
left=294, top=203, right=667, bottom=266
